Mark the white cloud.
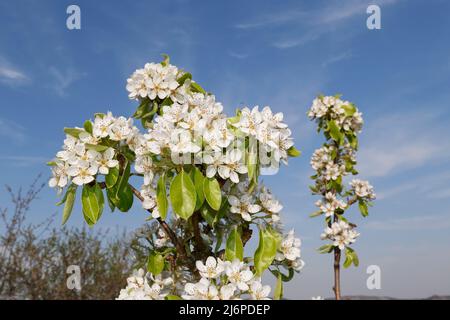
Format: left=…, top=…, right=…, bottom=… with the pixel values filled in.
left=0, top=56, right=29, bottom=86
left=48, top=66, right=86, bottom=97
left=0, top=118, right=27, bottom=144
left=358, top=112, right=450, bottom=178
left=228, top=51, right=249, bottom=59
left=322, top=51, right=353, bottom=67
left=0, top=155, right=47, bottom=167
left=235, top=10, right=306, bottom=29
left=365, top=214, right=450, bottom=231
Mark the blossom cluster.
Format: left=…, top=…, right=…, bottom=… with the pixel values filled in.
left=182, top=257, right=271, bottom=300
left=117, top=269, right=174, bottom=300
left=350, top=179, right=376, bottom=200
left=49, top=112, right=138, bottom=191
left=224, top=181, right=283, bottom=223
left=276, top=230, right=305, bottom=272
left=308, top=95, right=363, bottom=133
left=320, top=221, right=360, bottom=250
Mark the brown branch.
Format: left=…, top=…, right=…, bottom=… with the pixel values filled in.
left=128, top=184, right=190, bottom=264
left=191, top=211, right=208, bottom=260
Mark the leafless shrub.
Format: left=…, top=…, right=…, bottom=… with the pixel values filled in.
left=0, top=176, right=135, bottom=300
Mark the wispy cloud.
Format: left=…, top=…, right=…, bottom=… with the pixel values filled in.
left=235, top=10, right=306, bottom=29
left=0, top=56, right=29, bottom=86
left=48, top=66, right=86, bottom=97
left=365, top=214, right=450, bottom=231
left=237, top=0, right=401, bottom=49
left=322, top=51, right=353, bottom=67
left=358, top=112, right=450, bottom=178
left=228, top=51, right=249, bottom=59
left=0, top=118, right=27, bottom=144
left=0, top=155, right=47, bottom=167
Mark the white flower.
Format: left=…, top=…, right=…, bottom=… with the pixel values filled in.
left=49, top=160, right=70, bottom=188
left=259, top=187, right=283, bottom=213
left=221, top=149, right=247, bottom=183
left=93, top=112, right=114, bottom=138
left=219, top=284, right=237, bottom=300
left=67, top=162, right=98, bottom=185
left=183, top=278, right=219, bottom=300
left=108, top=116, right=134, bottom=141
left=321, top=221, right=360, bottom=250
left=250, top=281, right=271, bottom=300
left=135, top=155, right=154, bottom=185
left=196, top=256, right=225, bottom=279
left=228, top=195, right=261, bottom=222
left=96, top=148, right=118, bottom=175
left=234, top=106, right=263, bottom=136
left=224, top=259, right=254, bottom=291
left=141, top=185, right=157, bottom=210
left=350, top=179, right=376, bottom=199
left=277, top=230, right=301, bottom=261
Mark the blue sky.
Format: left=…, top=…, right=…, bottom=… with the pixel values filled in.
left=1, top=0, right=450, bottom=299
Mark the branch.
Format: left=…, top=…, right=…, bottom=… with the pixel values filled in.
left=127, top=184, right=191, bottom=264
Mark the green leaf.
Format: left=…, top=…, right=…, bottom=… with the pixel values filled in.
left=200, top=204, right=216, bottom=227
left=64, top=127, right=84, bottom=138
left=309, top=210, right=323, bottom=218
left=169, top=170, right=196, bottom=220
left=191, top=167, right=205, bottom=210
left=358, top=200, right=369, bottom=217
left=83, top=120, right=93, bottom=134
left=254, top=227, right=280, bottom=275
left=105, top=167, right=119, bottom=189
left=318, top=244, right=334, bottom=254
left=203, top=177, right=222, bottom=211
left=274, top=272, right=283, bottom=300
left=47, top=161, right=57, bottom=166
left=287, top=146, right=301, bottom=157
left=225, top=226, right=244, bottom=261
left=343, top=252, right=353, bottom=268
left=107, top=184, right=132, bottom=212
left=190, top=82, right=206, bottom=94
left=62, top=184, right=77, bottom=225
left=177, top=72, right=192, bottom=85
left=161, top=54, right=170, bottom=66
left=328, top=120, right=344, bottom=145
left=165, top=295, right=182, bottom=300
left=342, top=104, right=356, bottom=117
left=133, top=99, right=150, bottom=119
left=85, top=143, right=110, bottom=152
left=269, top=268, right=295, bottom=282
left=81, top=183, right=104, bottom=225
left=147, top=252, right=165, bottom=275
left=156, top=173, right=168, bottom=220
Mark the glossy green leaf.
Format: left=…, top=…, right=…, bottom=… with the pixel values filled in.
left=156, top=173, right=168, bottom=220
left=85, top=143, right=110, bottom=152
left=64, top=127, right=84, bottom=138
left=328, top=120, right=344, bottom=145
left=191, top=167, right=205, bottom=210
left=190, top=82, right=206, bottom=94
left=274, top=272, right=283, bottom=300
left=165, top=295, right=182, bottom=300
left=147, top=252, right=165, bottom=275
left=81, top=183, right=104, bottom=225
left=318, top=244, right=334, bottom=254
left=177, top=72, right=192, bottom=85
left=287, top=146, right=301, bottom=157
left=62, top=184, right=77, bottom=225
left=169, top=170, right=196, bottom=220
left=200, top=204, right=216, bottom=227
left=358, top=200, right=369, bottom=217
left=83, top=120, right=93, bottom=134
left=203, top=177, right=221, bottom=211
left=225, top=226, right=244, bottom=261
left=254, top=227, right=280, bottom=275
left=105, top=166, right=119, bottom=189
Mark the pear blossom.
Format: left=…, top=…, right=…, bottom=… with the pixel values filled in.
left=321, top=221, right=360, bottom=250
left=135, top=155, right=154, bottom=185
left=196, top=256, right=224, bottom=279
left=224, top=259, right=253, bottom=291
left=277, top=230, right=302, bottom=261
left=249, top=281, right=271, bottom=300
left=67, top=162, right=98, bottom=186
left=228, top=195, right=261, bottom=222
left=96, top=148, right=118, bottom=175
